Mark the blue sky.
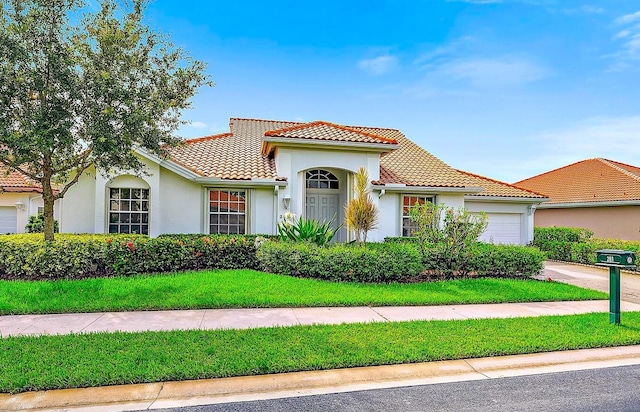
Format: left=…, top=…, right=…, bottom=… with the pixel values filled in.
left=142, top=0, right=639, bottom=183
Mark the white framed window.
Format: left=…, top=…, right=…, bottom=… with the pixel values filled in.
left=108, top=188, right=149, bottom=234
left=402, top=195, right=434, bottom=237
left=209, top=189, right=247, bottom=234
left=37, top=206, right=44, bottom=214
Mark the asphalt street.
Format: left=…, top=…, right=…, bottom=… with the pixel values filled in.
left=153, top=365, right=640, bottom=412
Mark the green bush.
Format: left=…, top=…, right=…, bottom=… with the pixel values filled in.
left=25, top=214, right=59, bottom=233
left=469, top=243, right=545, bottom=278
left=0, top=234, right=263, bottom=280
left=257, top=241, right=425, bottom=283
left=533, top=227, right=593, bottom=243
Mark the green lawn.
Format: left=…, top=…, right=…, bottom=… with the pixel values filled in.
left=2, top=312, right=640, bottom=393
left=0, top=269, right=606, bottom=314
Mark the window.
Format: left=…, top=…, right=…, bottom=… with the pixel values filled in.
left=108, top=188, right=149, bottom=234
left=306, top=169, right=339, bottom=189
left=37, top=207, right=44, bottom=215
left=402, top=195, right=434, bottom=237
left=210, top=189, right=246, bottom=234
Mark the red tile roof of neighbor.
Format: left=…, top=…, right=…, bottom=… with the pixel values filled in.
left=0, top=165, right=43, bottom=193
left=167, top=118, right=543, bottom=199
left=513, top=158, right=640, bottom=204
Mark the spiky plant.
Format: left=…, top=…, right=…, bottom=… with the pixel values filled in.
left=344, top=167, right=379, bottom=243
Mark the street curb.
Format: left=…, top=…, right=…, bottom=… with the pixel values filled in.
left=2, top=345, right=640, bottom=411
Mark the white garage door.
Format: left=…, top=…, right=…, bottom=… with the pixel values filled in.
left=479, top=213, right=522, bottom=245
left=0, top=207, right=17, bottom=234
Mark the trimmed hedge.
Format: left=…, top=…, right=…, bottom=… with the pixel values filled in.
left=532, top=226, right=640, bottom=270
left=257, top=240, right=545, bottom=282
left=257, top=241, right=425, bottom=283
left=533, top=227, right=593, bottom=243
left=0, top=234, right=263, bottom=280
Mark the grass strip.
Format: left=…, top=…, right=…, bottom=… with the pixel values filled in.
left=2, top=312, right=640, bottom=393
left=0, top=269, right=606, bottom=314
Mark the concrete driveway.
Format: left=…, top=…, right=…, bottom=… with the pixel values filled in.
left=544, top=261, right=640, bottom=304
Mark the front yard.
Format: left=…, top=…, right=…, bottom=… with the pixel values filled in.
left=0, top=269, right=607, bottom=315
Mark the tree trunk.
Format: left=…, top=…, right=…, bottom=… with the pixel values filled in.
left=42, top=155, right=55, bottom=241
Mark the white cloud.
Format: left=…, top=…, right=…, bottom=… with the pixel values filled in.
left=615, top=11, right=640, bottom=25
left=609, top=13, right=640, bottom=69
left=357, top=55, right=399, bottom=76
left=438, top=56, right=551, bottom=87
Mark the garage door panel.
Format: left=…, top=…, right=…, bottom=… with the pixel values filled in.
left=0, top=207, right=17, bottom=234
left=479, top=213, right=521, bottom=245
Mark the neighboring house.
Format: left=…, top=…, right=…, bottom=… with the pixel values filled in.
left=60, top=118, right=545, bottom=244
left=0, top=166, right=60, bottom=234
left=514, top=158, right=640, bottom=240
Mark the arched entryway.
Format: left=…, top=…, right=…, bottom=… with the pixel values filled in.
left=305, top=169, right=342, bottom=241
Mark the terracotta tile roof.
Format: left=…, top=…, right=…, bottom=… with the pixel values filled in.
left=165, top=118, right=544, bottom=198
left=0, top=165, right=42, bottom=193
left=167, top=119, right=298, bottom=179
left=513, top=158, right=640, bottom=203
left=264, top=121, right=398, bottom=145
left=456, top=170, right=546, bottom=198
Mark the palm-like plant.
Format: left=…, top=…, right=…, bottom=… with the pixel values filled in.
left=277, top=214, right=339, bottom=246
left=344, top=167, right=378, bottom=243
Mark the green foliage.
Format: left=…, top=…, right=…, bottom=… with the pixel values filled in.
left=0, top=234, right=260, bottom=280
left=0, top=0, right=211, bottom=240
left=533, top=227, right=594, bottom=243
left=408, top=203, right=489, bottom=277
left=257, top=241, right=425, bottom=283
left=532, top=227, right=640, bottom=270
left=277, top=214, right=339, bottom=246
left=344, top=167, right=378, bottom=243
left=24, top=214, right=59, bottom=233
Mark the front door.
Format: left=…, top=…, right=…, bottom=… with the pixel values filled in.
left=305, top=169, right=341, bottom=241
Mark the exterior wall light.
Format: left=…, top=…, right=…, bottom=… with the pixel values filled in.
left=283, top=195, right=291, bottom=210
left=14, top=200, right=26, bottom=211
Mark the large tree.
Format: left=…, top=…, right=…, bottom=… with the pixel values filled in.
left=0, top=0, right=211, bottom=240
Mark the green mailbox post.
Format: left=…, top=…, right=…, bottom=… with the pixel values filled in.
left=595, top=249, right=636, bottom=324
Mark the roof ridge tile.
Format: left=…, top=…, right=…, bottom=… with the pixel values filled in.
left=598, top=158, right=640, bottom=182
left=184, top=132, right=233, bottom=144
left=264, top=120, right=398, bottom=144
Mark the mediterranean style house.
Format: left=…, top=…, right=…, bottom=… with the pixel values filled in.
left=514, top=158, right=640, bottom=240
left=0, top=165, right=60, bottom=234
left=55, top=118, right=546, bottom=244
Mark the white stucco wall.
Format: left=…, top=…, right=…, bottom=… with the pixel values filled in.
left=252, top=187, right=277, bottom=235
left=159, top=168, right=203, bottom=234
left=59, top=169, right=96, bottom=233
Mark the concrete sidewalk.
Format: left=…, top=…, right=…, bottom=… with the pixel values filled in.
left=3, top=300, right=640, bottom=337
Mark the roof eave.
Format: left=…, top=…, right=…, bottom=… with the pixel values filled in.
left=134, top=147, right=201, bottom=180
left=263, top=137, right=399, bottom=153
left=372, top=184, right=483, bottom=194
left=465, top=195, right=549, bottom=204
left=193, top=177, right=288, bottom=188
left=538, top=200, right=640, bottom=209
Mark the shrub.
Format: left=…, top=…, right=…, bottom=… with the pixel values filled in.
left=533, top=227, right=593, bottom=243
left=344, top=167, right=378, bottom=243
left=469, top=243, right=545, bottom=278
left=408, top=203, right=488, bottom=276
left=257, top=241, right=425, bottom=283
left=277, top=213, right=339, bottom=246
left=25, top=214, right=59, bottom=233
left=0, top=234, right=263, bottom=280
